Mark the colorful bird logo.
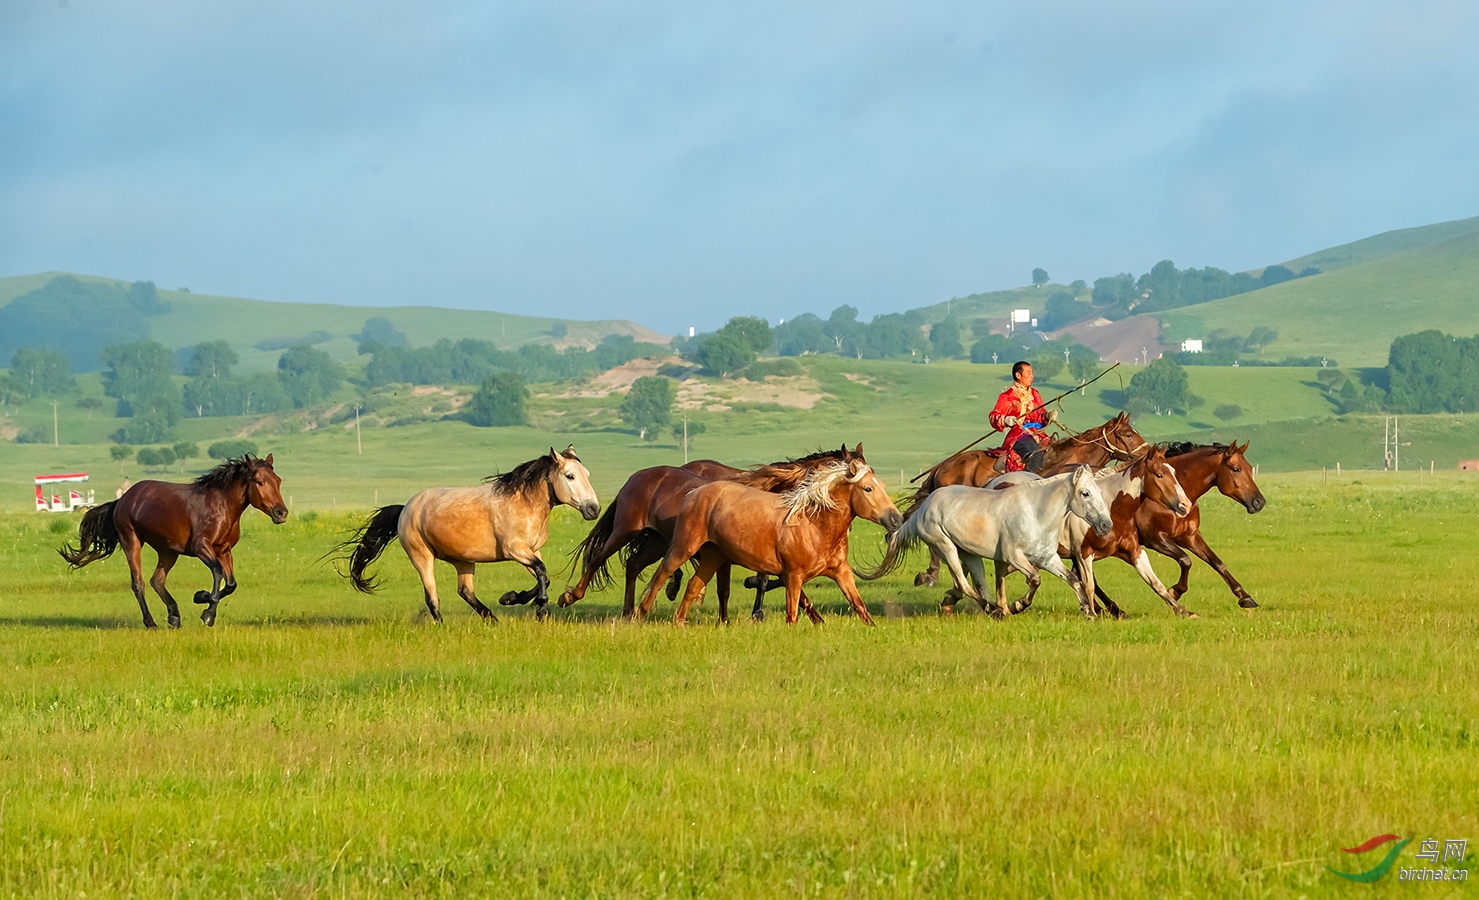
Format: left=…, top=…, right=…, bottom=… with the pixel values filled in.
left=1326, top=834, right=1411, bottom=882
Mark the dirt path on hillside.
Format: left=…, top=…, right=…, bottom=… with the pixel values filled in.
left=1051, top=314, right=1169, bottom=363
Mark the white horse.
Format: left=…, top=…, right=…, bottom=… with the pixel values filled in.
left=861, top=466, right=1114, bottom=618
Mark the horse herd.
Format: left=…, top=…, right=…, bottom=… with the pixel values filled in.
left=58, top=414, right=1266, bottom=629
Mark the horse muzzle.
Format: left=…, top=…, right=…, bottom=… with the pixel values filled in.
left=580, top=501, right=600, bottom=521
left=1245, top=494, right=1266, bottom=514
left=270, top=507, right=289, bottom=524
left=1093, top=516, right=1114, bottom=537
left=881, top=509, right=904, bottom=534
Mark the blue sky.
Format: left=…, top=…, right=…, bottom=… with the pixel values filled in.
left=3, top=1, right=1477, bottom=334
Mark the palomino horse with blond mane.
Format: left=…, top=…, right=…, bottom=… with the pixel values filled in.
left=336, top=445, right=599, bottom=622
left=559, top=445, right=863, bottom=621
left=636, top=456, right=902, bottom=625
left=905, top=412, right=1145, bottom=588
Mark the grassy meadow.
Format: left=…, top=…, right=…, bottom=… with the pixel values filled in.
left=0, top=468, right=1475, bottom=897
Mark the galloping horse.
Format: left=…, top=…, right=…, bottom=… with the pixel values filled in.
left=59, top=454, right=289, bottom=628
left=905, top=413, right=1145, bottom=587
left=863, top=467, right=1113, bottom=618
left=559, top=445, right=862, bottom=620
left=337, top=446, right=599, bottom=622
left=1089, top=441, right=1265, bottom=612
left=637, top=457, right=902, bottom=625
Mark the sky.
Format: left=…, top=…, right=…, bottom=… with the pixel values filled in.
left=3, top=1, right=1478, bottom=335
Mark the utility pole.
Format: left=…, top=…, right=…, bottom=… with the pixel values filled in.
left=355, top=404, right=363, bottom=455
left=52, top=399, right=58, bottom=446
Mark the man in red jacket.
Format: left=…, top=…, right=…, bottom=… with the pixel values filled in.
left=989, top=361, right=1058, bottom=472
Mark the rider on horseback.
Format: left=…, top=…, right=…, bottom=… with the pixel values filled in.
left=990, top=361, right=1058, bottom=472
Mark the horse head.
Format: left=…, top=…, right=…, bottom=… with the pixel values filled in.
left=1217, top=441, right=1265, bottom=513
left=1138, top=443, right=1190, bottom=517
left=549, top=445, right=601, bottom=520
left=246, top=454, right=289, bottom=524
left=1069, top=465, right=1114, bottom=536
left=843, top=458, right=902, bottom=533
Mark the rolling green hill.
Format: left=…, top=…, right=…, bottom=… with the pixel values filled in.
left=1158, top=227, right=1479, bottom=366
left=1278, top=214, right=1479, bottom=274
left=0, top=272, right=670, bottom=374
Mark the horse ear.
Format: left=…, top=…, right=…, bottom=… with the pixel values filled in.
left=853, top=442, right=864, bottom=458
left=549, top=447, right=559, bottom=460
left=264, top=453, right=273, bottom=467
left=563, top=443, right=577, bottom=458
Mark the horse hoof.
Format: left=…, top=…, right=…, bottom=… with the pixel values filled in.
left=535, top=605, right=551, bottom=623
left=913, top=573, right=937, bottom=587
left=168, top=616, right=181, bottom=629
left=939, top=605, right=955, bottom=617
left=1185, top=611, right=1199, bottom=619
left=1010, top=602, right=1027, bottom=615
left=1238, top=597, right=1259, bottom=609
left=1114, top=609, right=1130, bottom=621
left=498, top=591, right=522, bottom=606
left=192, top=590, right=211, bottom=605
left=988, top=608, right=1006, bottom=621
left=751, top=609, right=764, bottom=622
left=200, top=609, right=216, bottom=627
left=557, top=591, right=577, bottom=608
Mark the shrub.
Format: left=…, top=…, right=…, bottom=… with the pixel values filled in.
left=467, top=372, right=528, bottom=427
left=208, top=439, right=259, bottom=460
left=1213, top=404, right=1242, bottom=421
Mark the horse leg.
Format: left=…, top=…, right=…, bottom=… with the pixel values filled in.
left=716, top=563, right=731, bottom=625
left=992, top=560, right=1012, bottom=620
left=930, top=536, right=981, bottom=613
left=1180, top=530, right=1256, bottom=609
left=1130, top=549, right=1196, bottom=618
left=1002, top=551, right=1041, bottom=618
left=121, top=530, right=156, bottom=629
left=1071, top=553, right=1098, bottom=617
left=148, top=550, right=183, bottom=629
left=192, top=552, right=227, bottom=627
left=401, top=535, right=444, bottom=623
left=498, top=557, right=552, bottom=621
left=782, top=572, right=807, bottom=625
left=675, top=551, right=723, bottom=625
left=799, top=589, right=824, bottom=625
left=831, top=567, right=875, bottom=626
left=1039, top=554, right=1093, bottom=618
left=558, top=531, right=625, bottom=608
left=913, top=548, right=941, bottom=588
left=962, top=554, right=989, bottom=612
left=452, top=561, right=497, bottom=621
left=750, top=573, right=768, bottom=622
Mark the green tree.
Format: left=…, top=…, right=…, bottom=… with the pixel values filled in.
left=970, top=333, right=1019, bottom=365
left=9, top=347, right=74, bottom=397
left=772, top=314, right=831, bottom=356
left=825, top=305, right=861, bottom=351
left=720, top=316, right=773, bottom=355
left=1031, top=268, right=1049, bottom=286
left=467, top=372, right=528, bottom=426
left=109, top=444, right=134, bottom=462
left=1039, top=291, right=1090, bottom=331
left=620, top=376, right=676, bottom=441
left=208, top=439, right=259, bottom=460
left=185, top=341, right=238, bottom=379
left=1259, top=265, right=1296, bottom=287
left=1067, top=345, right=1099, bottom=385
left=696, top=331, right=756, bottom=376
left=929, top=318, right=965, bottom=359
left=1246, top=326, right=1278, bottom=353
left=101, top=340, right=180, bottom=442
left=1029, top=347, right=1066, bottom=382
left=1126, top=357, right=1192, bottom=415
left=1213, top=404, right=1242, bottom=421
left=76, top=396, right=104, bottom=418
left=136, top=446, right=177, bottom=469
left=172, top=441, right=200, bottom=468
left=277, top=345, right=344, bottom=408
left=354, top=317, right=409, bottom=350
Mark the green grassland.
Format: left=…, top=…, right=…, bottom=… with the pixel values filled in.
left=0, top=469, right=1474, bottom=897
left=4, top=356, right=1478, bottom=515
left=0, top=272, right=670, bottom=374
left=1279, top=214, right=1479, bottom=275
left=1158, top=228, right=1479, bottom=367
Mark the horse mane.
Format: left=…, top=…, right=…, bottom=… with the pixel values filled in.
left=483, top=454, right=560, bottom=497
left=734, top=446, right=849, bottom=491
left=777, top=462, right=863, bottom=522
left=1165, top=441, right=1227, bottom=458
left=192, top=455, right=263, bottom=491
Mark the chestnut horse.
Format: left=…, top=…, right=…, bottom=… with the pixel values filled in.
left=906, top=412, right=1146, bottom=587
left=637, top=458, right=902, bottom=625
left=59, top=454, right=289, bottom=628
left=337, top=446, right=599, bottom=623
left=559, top=445, right=861, bottom=620
left=1089, top=441, right=1266, bottom=612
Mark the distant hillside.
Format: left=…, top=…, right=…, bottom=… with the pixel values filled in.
left=1158, top=228, right=1479, bottom=366
left=0, top=272, right=670, bottom=373
left=1278, top=214, right=1479, bottom=275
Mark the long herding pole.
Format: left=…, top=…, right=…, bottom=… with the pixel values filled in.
left=909, top=362, right=1121, bottom=484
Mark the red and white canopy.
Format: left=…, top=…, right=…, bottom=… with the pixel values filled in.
left=34, top=473, right=89, bottom=486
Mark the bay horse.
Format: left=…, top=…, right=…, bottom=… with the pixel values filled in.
left=336, top=446, right=598, bottom=622
left=637, top=457, right=902, bottom=625
left=1089, top=441, right=1266, bottom=612
left=861, top=467, right=1113, bottom=619
left=59, top=454, right=289, bottom=628
left=905, top=412, right=1145, bottom=587
left=558, top=445, right=862, bottom=620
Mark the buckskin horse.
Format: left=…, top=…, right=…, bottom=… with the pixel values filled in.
left=559, top=445, right=862, bottom=621
left=636, top=457, right=902, bottom=625
left=59, top=454, right=289, bottom=628
left=336, top=445, right=599, bottom=622
left=905, top=412, right=1145, bottom=588
left=861, top=466, right=1113, bottom=619
left=1089, top=441, right=1266, bottom=613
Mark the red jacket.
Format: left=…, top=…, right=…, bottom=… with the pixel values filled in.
left=989, top=383, right=1048, bottom=449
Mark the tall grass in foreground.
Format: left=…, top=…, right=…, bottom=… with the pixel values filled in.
left=0, top=475, right=1474, bottom=897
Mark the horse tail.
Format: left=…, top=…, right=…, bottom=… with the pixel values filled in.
left=854, top=514, right=920, bottom=581
left=58, top=501, right=120, bottom=569
left=569, top=502, right=619, bottom=589
left=332, top=504, right=404, bottom=594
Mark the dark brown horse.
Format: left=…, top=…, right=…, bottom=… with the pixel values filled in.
left=1090, top=441, right=1266, bottom=612
left=558, top=445, right=861, bottom=620
left=906, top=413, right=1146, bottom=587
left=638, top=458, right=903, bottom=624
left=59, top=455, right=289, bottom=628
